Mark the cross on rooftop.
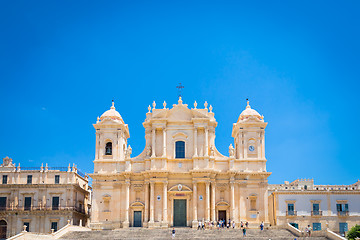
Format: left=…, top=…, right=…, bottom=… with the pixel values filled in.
left=176, top=83, right=184, bottom=98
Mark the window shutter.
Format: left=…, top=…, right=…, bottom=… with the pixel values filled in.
left=345, top=204, right=348, bottom=211
left=336, top=204, right=341, bottom=212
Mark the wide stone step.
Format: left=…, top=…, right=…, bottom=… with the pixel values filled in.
left=60, top=228, right=329, bottom=240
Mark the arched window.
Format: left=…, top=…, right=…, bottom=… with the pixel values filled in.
left=175, top=141, right=185, bottom=158
left=105, top=142, right=112, bottom=155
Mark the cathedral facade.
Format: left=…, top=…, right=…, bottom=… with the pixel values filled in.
left=90, top=98, right=270, bottom=229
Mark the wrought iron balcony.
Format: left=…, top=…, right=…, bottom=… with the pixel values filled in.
left=0, top=205, right=87, bottom=214
left=286, top=211, right=297, bottom=216
left=311, top=210, right=323, bottom=216
left=337, top=211, right=349, bottom=216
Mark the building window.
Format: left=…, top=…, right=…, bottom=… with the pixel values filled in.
left=337, top=203, right=349, bottom=216
left=175, top=141, right=185, bottom=158
left=2, top=175, right=7, bottom=184
left=313, top=223, right=321, bottom=231
left=312, top=203, right=321, bottom=215
left=105, top=142, right=112, bottom=155
left=52, top=197, right=59, bottom=210
left=339, top=222, right=348, bottom=236
left=24, top=222, right=30, bottom=232
left=24, top=197, right=31, bottom=210
left=287, top=203, right=296, bottom=215
left=55, top=175, right=60, bottom=184
left=27, top=175, right=32, bottom=184
left=0, top=197, right=6, bottom=210
left=51, top=222, right=58, bottom=232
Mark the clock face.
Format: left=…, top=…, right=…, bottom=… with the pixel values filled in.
left=249, top=145, right=255, bottom=152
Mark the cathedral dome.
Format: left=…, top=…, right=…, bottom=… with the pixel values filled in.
left=238, top=100, right=263, bottom=121
left=100, top=101, right=123, bottom=121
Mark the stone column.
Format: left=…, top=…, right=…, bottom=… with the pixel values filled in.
left=151, top=128, right=156, bottom=158
left=123, top=180, right=130, bottom=228
left=149, top=182, right=155, bottom=223
left=211, top=181, right=216, bottom=221
left=163, top=182, right=168, bottom=225
left=193, top=128, right=198, bottom=157
left=162, top=128, right=166, bottom=157
left=204, top=127, right=209, bottom=156
left=192, top=181, right=198, bottom=224
left=230, top=181, right=235, bottom=221
left=144, top=181, right=149, bottom=224
left=206, top=182, right=210, bottom=221
left=263, top=186, right=269, bottom=223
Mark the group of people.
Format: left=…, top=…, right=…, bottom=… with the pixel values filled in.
left=171, top=220, right=265, bottom=238
left=197, top=219, right=237, bottom=230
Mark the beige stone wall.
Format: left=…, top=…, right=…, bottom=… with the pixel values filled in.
left=0, top=158, right=90, bottom=238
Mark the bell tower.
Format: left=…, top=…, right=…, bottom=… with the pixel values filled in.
left=93, top=101, right=130, bottom=171
left=232, top=100, right=267, bottom=171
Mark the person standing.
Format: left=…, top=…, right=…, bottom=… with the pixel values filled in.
left=232, top=221, right=235, bottom=229
left=307, top=225, right=312, bottom=237
left=260, top=221, right=264, bottom=231
left=172, top=228, right=176, bottom=239
left=245, top=221, right=249, bottom=228
left=242, top=227, right=247, bottom=237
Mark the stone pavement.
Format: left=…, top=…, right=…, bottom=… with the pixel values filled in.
left=60, top=228, right=330, bottom=240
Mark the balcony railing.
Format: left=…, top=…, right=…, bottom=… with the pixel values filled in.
left=311, top=210, right=323, bottom=216
left=0, top=205, right=87, bottom=214
left=337, top=211, right=349, bottom=216
left=286, top=211, right=297, bottom=216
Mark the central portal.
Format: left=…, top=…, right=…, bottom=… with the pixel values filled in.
left=173, top=199, right=187, bottom=227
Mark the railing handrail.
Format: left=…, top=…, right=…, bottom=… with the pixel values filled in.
left=286, top=210, right=297, bottom=216
left=0, top=205, right=87, bottom=214
left=311, top=210, right=323, bottom=215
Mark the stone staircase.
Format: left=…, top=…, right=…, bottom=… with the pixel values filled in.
left=60, top=228, right=330, bottom=240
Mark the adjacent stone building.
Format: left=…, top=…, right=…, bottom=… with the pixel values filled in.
left=90, top=98, right=271, bottom=229
left=268, top=179, right=360, bottom=236
left=0, top=157, right=91, bottom=238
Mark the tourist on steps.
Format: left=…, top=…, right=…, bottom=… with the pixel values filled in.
left=260, top=221, right=264, bottom=231
left=242, top=227, right=247, bottom=237
left=172, top=228, right=175, bottom=239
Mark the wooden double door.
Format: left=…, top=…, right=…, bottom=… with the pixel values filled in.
left=173, top=199, right=187, bottom=227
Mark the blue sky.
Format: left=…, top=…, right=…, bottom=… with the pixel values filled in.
left=0, top=1, right=359, bottom=185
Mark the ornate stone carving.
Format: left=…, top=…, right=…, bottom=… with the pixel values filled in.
left=132, top=184, right=143, bottom=191
left=146, top=145, right=151, bottom=157
left=210, top=145, right=215, bottom=157
left=125, top=145, right=132, bottom=159
left=229, top=144, right=235, bottom=158
left=217, top=183, right=228, bottom=191
left=1, top=156, right=15, bottom=167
